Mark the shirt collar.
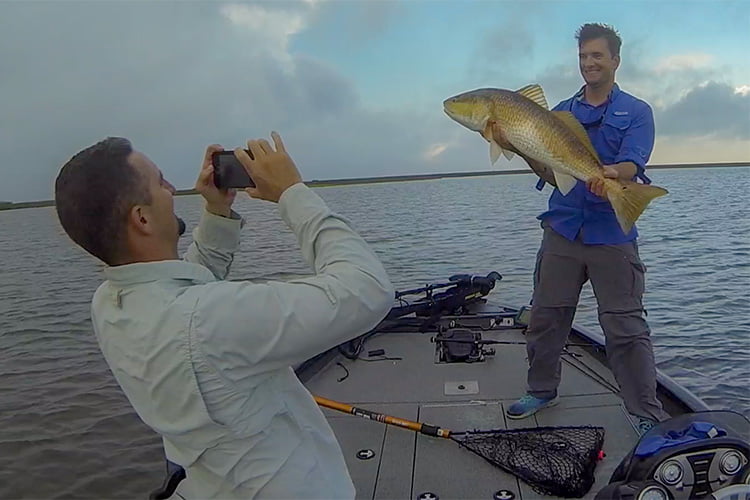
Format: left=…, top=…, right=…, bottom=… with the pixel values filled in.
left=574, top=82, right=621, bottom=104
left=103, top=260, right=217, bottom=286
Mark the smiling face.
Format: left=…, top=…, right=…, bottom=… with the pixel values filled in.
left=578, top=37, right=620, bottom=87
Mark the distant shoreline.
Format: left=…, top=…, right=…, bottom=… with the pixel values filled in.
left=2, top=161, right=747, bottom=211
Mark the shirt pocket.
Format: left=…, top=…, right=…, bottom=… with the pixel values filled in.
left=601, top=115, right=632, bottom=152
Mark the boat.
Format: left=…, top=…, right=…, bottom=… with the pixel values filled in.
left=150, top=272, right=750, bottom=500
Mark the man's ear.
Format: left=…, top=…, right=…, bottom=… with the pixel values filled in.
left=127, top=204, right=155, bottom=236
left=613, top=54, right=621, bottom=70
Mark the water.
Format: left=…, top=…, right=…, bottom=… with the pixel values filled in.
left=1, top=167, right=748, bottom=498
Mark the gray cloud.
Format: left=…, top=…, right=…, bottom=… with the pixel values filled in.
left=0, top=1, right=482, bottom=202
left=2, top=2, right=746, bottom=202
left=468, top=22, right=535, bottom=84
left=655, top=82, right=750, bottom=139
left=533, top=63, right=582, bottom=108
left=348, top=1, right=400, bottom=44
left=531, top=39, right=750, bottom=142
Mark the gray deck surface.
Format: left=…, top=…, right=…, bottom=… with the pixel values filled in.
left=304, top=326, right=651, bottom=500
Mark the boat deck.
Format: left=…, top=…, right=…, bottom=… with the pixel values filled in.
left=303, top=324, right=645, bottom=500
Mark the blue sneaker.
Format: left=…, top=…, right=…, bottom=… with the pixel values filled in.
left=506, top=394, right=559, bottom=419
left=636, top=417, right=657, bottom=436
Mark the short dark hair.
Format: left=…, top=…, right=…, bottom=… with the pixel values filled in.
left=576, top=23, right=622, bottom=58
left=54, top=137, right=151, bottom=265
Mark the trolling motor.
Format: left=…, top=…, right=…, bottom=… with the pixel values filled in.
left=336, top=271, right=503, bottom=361
left=388, top=271, right=502, bottom=321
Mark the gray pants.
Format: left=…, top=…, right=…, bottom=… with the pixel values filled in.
left=526, top=224, right=669, bottom=422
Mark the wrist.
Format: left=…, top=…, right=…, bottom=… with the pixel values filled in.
left=278, top=182, right=305, bottom=204
left=205, top=202, right=231, bottom=218
left=607, top=162, right=637, bottom=179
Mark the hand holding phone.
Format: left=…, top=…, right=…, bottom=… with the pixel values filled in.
left=212, top=150, right=256, bottom=189
left=194, top=144, right=237, bottom=217
left=235, top=132, right=303, bottom=203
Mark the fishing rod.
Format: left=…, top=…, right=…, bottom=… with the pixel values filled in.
left=315, top=395, right=451, bottom=437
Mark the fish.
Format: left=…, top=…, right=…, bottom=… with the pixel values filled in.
left=442, top=84, right=668, bottom=234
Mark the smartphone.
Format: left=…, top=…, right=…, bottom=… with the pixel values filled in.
left=212, top=150, right=256, bottom=189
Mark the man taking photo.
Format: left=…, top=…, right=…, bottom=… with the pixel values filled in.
left=54, top=131, right=394, bottom=498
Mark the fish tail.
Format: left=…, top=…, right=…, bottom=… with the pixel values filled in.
left=607, top=181, right=669, bottom=234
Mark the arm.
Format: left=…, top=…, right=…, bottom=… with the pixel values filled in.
left=589, top=103, right=656, bottom=195
left=189, top=183, right=395, bottom=374
left=182, top=144, right=244, bottom=279
left=606, top=103, right=655, bottom=181
left=182, top=207, right=243, bottom=280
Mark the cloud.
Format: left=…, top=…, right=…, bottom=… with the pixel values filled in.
left=651, top=135, right=750, bottom=164
left=532, top=42, right=749, bottom=144
left=0, top=2, right=746, bottom=203
left=347, top=1, right=400, bottom=43
left=219, top=4, right=307, bottom=61
left=0, top=0, right=487, bottom=202
left=655, top=53, right=715, bottom=74
left=423, top=143, right=448, bottom=161
left=655, top=81, right=750, bottom=139
left=533, top=63, right=582, bottom=109
left=469, top=21, right=535, bottom=83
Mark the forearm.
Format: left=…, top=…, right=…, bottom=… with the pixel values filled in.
left=279, top=184, right=391, bottom=285
left=190, top=183, right=395, bottom=372
left=183, top=208, right=243, bottom=279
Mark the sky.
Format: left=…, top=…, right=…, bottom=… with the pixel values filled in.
left=1, top=0, right=748, bottom=202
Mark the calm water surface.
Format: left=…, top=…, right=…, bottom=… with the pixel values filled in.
left=1, top=167, right=748, bottom=498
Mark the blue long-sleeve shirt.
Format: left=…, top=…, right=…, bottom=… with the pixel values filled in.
left=537, top=84, right=656, bottom=244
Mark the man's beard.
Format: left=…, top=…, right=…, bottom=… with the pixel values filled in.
left=176, top=216, right=186, bottom=237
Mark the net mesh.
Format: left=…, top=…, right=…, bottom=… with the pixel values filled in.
left=451, top=426, right=606, bottom=498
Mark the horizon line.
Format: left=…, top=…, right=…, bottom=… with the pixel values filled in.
left=1, top=160, right=748, bottom=210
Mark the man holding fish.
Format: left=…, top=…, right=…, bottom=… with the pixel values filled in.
left=444, top=23, right=670, bottom=433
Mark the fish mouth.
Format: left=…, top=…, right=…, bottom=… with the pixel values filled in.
left=442, top=103, right=462, bottom=123
left=442, top=98, right=457, bottom=114
left=443, top=106, right=458, bottom=119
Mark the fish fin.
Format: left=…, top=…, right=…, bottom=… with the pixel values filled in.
left=490, top=140, right=503, bottom=164
left=607, top=181, right=669, bottom=234
left=490, top=123, right=514, bottom=148
left=490, top=123, right=517, bottom=161
left=553, top=170, right=578, bottom=195
left=481, top=120, right=495, bottom=142
left=522, top=156, right=557, bottom=187
left=515, top=84, right=548, bottom=110
left=551, top=111, right=601, bottom=163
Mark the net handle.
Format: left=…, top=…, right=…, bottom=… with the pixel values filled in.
left=314, top=395, right=452, bottom=438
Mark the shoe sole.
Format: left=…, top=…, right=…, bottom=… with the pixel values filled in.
left=505, top=397, right=560, bottom=420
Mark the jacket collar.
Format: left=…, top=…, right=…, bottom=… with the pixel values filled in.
left=103, top=260, right=217, bottom=285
